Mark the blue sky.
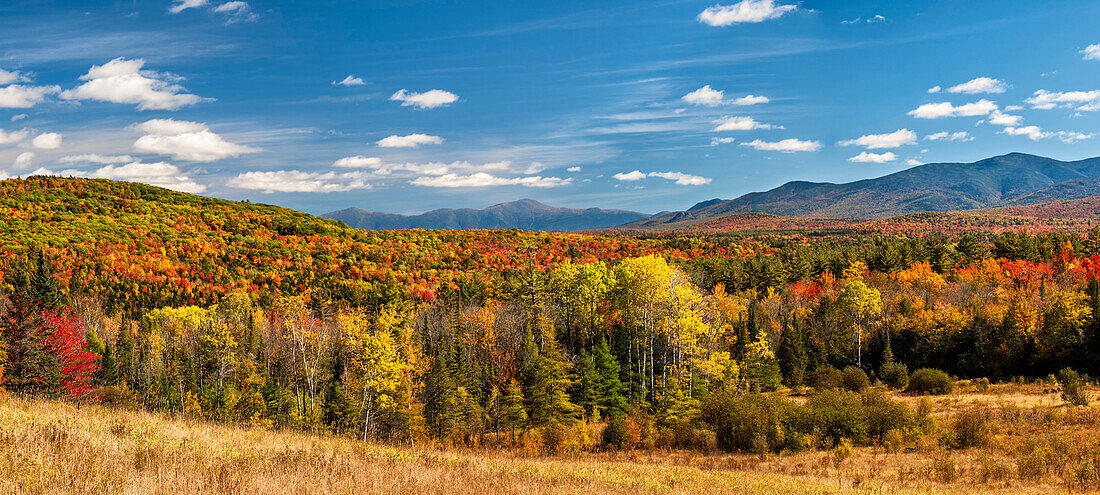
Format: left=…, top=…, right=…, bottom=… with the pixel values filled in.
left=1, top=0, right=1099, bottom=215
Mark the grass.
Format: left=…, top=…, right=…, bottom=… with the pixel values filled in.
left=0, top=384, right=1093, bottom=494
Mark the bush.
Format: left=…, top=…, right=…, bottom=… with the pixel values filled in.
left=841, top=366, right=870, bottom=392
left=808, top=389, right=867, bottom=446
left=949, top=407, right=992, bottom=449
left=813, top=366, right=844, bottom=391
left=861, top=389, right=912, bottom=444
left=906, top=368, right=953, bottom=395
left=1057, top=368, right=1089, bottom=406
left=881, top=362, right=909, bottom=390
left=973, top=377, right=990, bottom=393
left=700, top=392, right=793, bottom=453
left=602, top=415, right=628, bottom=449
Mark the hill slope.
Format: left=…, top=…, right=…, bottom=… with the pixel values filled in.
left=324, top=199, right=649, bottom=231
left=626, top=153, right=1100, bottom=228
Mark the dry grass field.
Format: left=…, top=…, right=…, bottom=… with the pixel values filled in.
left=0, top=382, right=1096, bottom=494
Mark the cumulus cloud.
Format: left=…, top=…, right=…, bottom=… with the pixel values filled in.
left=228, top=170, right=371, bottom=193
left=741, top=138, right=822, bottom=152
left=945, top=77, right=1008, bottom=94
left=927, top=86, right=942, bottom=94
left=567, top=166, right=581, bottom=172
left=132, top=118, right=260, bottom=162
left=169, top=0, right=208, bottom=13
left=1083, top=44, right=1100, bottom=61
left=0, top=84, right=60, bottom=108
left=733, top=94, right=769, bottom=105
left=613, top=170, right=647, bottom=181
left=0, top=128, right=28, bottom=144
left=334, top=75, right=365, bottom=87
left=13, top=152, right=35, bottom=168
left=987, top=110, right=1022, bottom=126
left=30, top=132, right=61, bottom=149
left=1002, top=126, right=1048, bottom=141
left=0, top=69, right=30, bottom=85
left=649, top=171, right=711, bottom=186
left=376, top=133, right=444, bottom=148
left=332, top=156, right=384, bottom=169
left=924, top=131, right=972, bottom=142
left=848, top=151, right=897, bottom=163
left=60, top=154, right=135, bottom=164
left=412, top=173, right=570, bottom=188
left=1025, top=89, right=1100, bottom=111
left=61, top=58, right=206, bottom=111
left=390, top=89, right=458, bottom=109
left=714, top=116, right=775, bottom=131
left=91, top=161, right=206, bottom=193
left=838, top=129, right=916, bottom=149
left=710, top=137, right=735, bottom=146
left=330, top=156, right=510, bottom=177
left=682, top=85, right=724, bottom=106
left=697, top=0, right=798, bottom=26
left=907, top=159, right=924, bottom=166
left=908, top=99, right=998, bottom=119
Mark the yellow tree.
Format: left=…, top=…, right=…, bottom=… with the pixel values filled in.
left=836, top=280, right=883, bottom=368
left=340, top=306, right=408, bottom=440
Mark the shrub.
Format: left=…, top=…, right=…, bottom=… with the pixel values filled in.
left=841, top=366, right=870, bottom=392
left=813, top=366, right=844, bottom=391
left=881, top=362, right=909, bottom=390
left=602, top=415, right=628, bottom=449
left=808, top=389, right=867, bottom=446
left=973, top=377, right=990, bottom=393
left=1017, top=446, right=1053, bottom=480
left=933, top=450, right=957, bottom=483
left=861, top=389, right=912, bottom=444
left=1057, top=368, right=1089, bottom=406
left=832, top=438, right=853, bottom=467
left=700, top=392, right=793, bottom=453
left=977, top=455, right=1010, bottom=484
left=949, top=407, right=992, bottom=449
left=906, top=368, right=953, bottom=395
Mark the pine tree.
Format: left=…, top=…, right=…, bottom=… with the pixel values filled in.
left=593, top=338, right=626, bottom=417
left=502, top=379, right=527, bottom=445
left=1, top=252, right=67, bottom=394
left=573, top=349, right=599, bottom=417
left=519, top=327, right=577, bottom=429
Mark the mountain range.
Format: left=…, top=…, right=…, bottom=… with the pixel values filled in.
left=622, top=153, right=1100, bottom=230
left=323, top=199, right=649, bottom=231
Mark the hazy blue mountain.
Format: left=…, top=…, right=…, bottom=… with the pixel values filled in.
left=324, top=199, right=649, bottom=231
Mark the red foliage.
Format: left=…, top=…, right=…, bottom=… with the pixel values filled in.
left=42, top=309, right=100, bottom=400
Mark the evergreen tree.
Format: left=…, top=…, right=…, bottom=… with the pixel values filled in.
left=519, top=327, right=577, bottom=429
left=1, top=252, right=67, bottom=394
left=572, top=349, right=599, bottom=417
left=593, top=338, right=626, bottom=417
left=502, top=379, right=527, bottom=444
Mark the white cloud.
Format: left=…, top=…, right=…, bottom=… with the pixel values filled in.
left=91, top=161, right=206, bottom=193
left=740, top=138, right=822, bottom=152
left=613, top=170, right=647, bottom=181
left=649, top=171, right=711, bottom=186
left=567, top=166, right=581, bottom=172
left=987, top=110, right=1022, bottom=126
left=697, top=0, right=798, bottom=26
left=907, top=159, right=923, bottom=166
left=0, top=128, right=28, bottom=144
left=389, top=89, right=458, bottom=109
left=1004, top=105, right=1023, bottom=111
left=132, top=118, right=260, bottom=162
left=1056, top=131, right=1096, bottom=143
left=838, top=129, right=916, bottom=149
left=10, top=114, right=26, bottom=122
left=228, top=170, right=371, bottom=193
left=908, top=99, right=998, bottom=119
left=0, top=69, right=30, bottom=85
left=848, top=151, right=897, bottom=163
left=710, top=137, right=735, bottom=145
left=169, top=0, right=208, bottom=13
left=1025, top=89, right=1100, bottom=111
left=61, top=58, right=206, bottom=111
left=842, top=14, right=886, bottom=24
left=14, top=152, right=35, bottom=168
left=376, top=133, right=444, bottom=148
left=30, top=132, right=61, bottom=149
left=0, top=84, right=60, bottom=108
left=714, top=116, right=775, bottom=131
left=334, top=75, right=365, bottom=87
left=946, top=77, right=1008, bottom=94
left=733, top=94, right=769, bottom=105
left=924, top=131, right=972, bottom=142
left=60, top=154, right=135, bottom=164
left=927, top=85, right=941, bottom=94
left=682, top=85, right=724, bottom=106
left=332, top=156, right=384, bottom=169
left=213, top=2, right=257, bottom=23
left=412, top=173, right=570, bottom=188
left=1083, top=44, right=1100, bottom=61
left=1002, top=126, right=1049, bottom=141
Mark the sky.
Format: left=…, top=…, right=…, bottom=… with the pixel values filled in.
left=1, top=0, right=1100, bottom=215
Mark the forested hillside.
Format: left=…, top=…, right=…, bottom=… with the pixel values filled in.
left=4, top=176, right=1100, bottom=472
